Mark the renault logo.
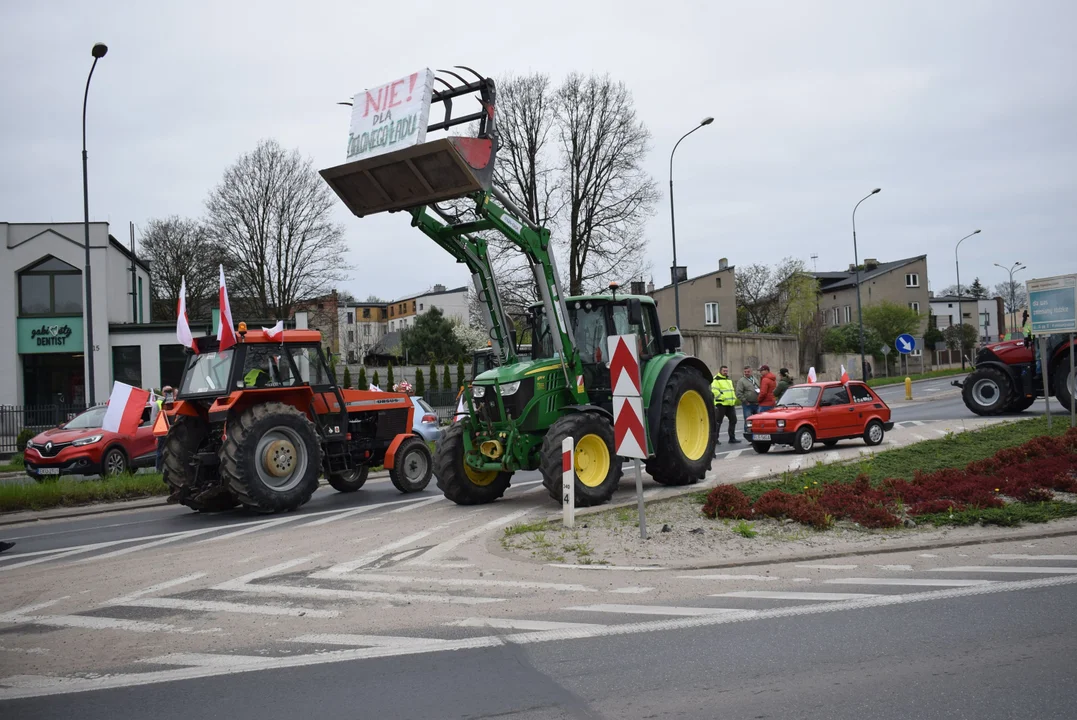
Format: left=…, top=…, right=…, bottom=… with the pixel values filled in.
left=45, top=442, right=53, bottom=452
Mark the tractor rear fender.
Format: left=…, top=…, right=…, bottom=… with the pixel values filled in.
left=561, top=405, right=613, bottom=423
left=383, top=433, right=418, bottom=470
left=643, top=355, right=713, bottom=454
left=973, top=360, right=1020, bottom=388
left=208, top=387, right=317, bottom=424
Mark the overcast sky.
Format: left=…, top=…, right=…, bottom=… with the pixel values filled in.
left=2, top=1, right=1073, bottom=305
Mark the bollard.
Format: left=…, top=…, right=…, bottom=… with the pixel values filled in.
left=905, top=376, right=912, bottom=401
left=562, top=436, right=574, bottom=528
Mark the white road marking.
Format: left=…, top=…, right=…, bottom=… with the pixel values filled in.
left=317, top=571, right=595, bottom=593
left=76, top=527, right=225, bottom=563
left=119, top=597, right=338, bottom=618
left=0, top=532, right=197, bottom=572
left=447, top=618, right=604, bottom=631
left=566, top=604, right=749, bottom=617
left=325, top=524, right=458, bottom=574
left=145, top=653, right=277, bottom=668
left=825, top=578, right=996, bottom=587
left=989, top=554, right=1077, bottom=561
left=385, top=495, right=444, bottom=514
left=0, top=599, right=66, bottom=620
left=226, top=556, right=320, bottom=585
left=712, top=591, right=878, bottom=600
left=912, top=433, right=928, bottom=441
left=929, top=566, right=1077, bottom=575
left=677, top=574, right=781, bottom=581
left=4, top=575, right=1076, bottom=701
left=404, top=509, right=532, bottom=567
left=875, top=564, right=914, bottom=571
left=197, top=517, right=302, bottom=543
left=107, top=574, right=207, bottom=604
left=547, top=564, right=666, bottom=571
left=725, top=449, right=746, bottom=459
left=932, top=429, right=949, bottom=435
left=214, top=580, right=504, bottom=606
left=611, top=587, right=654, bottom=594
left=918, top=554, right=939, bottom=558
left=290, top=633, right=447, bottom=647
left=0, top=612, right=204, bottom=634
left=795, top=564, right=858, bottom=570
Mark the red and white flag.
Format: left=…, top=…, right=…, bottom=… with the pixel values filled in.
left=453, top=389, right=468, bottom=423
left=176, top=276, right=196, bottom=352
left=102, top=382, right=151, bottom=436
left=262, top=320, right=284, bottom=341
left=807, top=366, right=817, bottom=383
left=840, top=364, right=850, bottom=384
left=217, top=265, right=237, bottom=351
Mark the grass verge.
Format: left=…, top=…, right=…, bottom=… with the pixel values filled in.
left=867, top=367, right=966, bottom=388
left=0, top=473, right=167, bottom=513
left=0, top=453, right=25, bottom=473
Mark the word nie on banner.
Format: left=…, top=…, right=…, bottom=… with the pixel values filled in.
left=346, top=69, right=435, bottom=162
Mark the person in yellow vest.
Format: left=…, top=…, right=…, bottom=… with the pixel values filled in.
left=154, top=386, right=174, bottom=471
left=711, top=365, right=740, bottom=445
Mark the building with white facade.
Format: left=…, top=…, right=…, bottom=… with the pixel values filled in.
left=929, top=293, right=1008, bottom=342
left=338, top=284, right=468, bottom=363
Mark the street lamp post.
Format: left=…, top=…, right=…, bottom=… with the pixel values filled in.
left=993, top=261, right=1026, bottom=337
left=852, top=188, right=881, bottom=380
left=954, top=229, right=981, bottom=369
left=669, top=117, right=714, bottom=329
left=82, top=42, right=108, bottom=406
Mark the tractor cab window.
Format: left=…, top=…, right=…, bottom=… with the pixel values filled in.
left=242, top=346, right=288, bottom=388
left=573, top=303, right=608, bottom=364
left=286, top=346, right=330, bottom=387
left=612, top=304, right=659, bottom=358
left=530, top=308, right=555, bottom=360
left=181, top=349, right=235, bottom=395
left=820, top=386, right=850, bottom=406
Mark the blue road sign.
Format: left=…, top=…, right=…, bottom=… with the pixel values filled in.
left=1028, top=275, right=1077, bottom=335
left=896, top=334, right=916, bottom=354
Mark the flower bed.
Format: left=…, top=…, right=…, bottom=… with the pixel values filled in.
left=702, top=428, right=1077, bottom=530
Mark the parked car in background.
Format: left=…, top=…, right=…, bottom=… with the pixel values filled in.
left=744, top=381, right=893, bottom=454
left=23, top=403, right=158, bottom=480
left=411, top=396, right=443, bottom=443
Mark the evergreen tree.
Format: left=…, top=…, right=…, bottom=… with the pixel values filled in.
left=387, top=361, right=395, bottom=388
left=968, top=277, right=988, bottom=299
left=443, top=365, right=452, bottom=390
left=415, top=368, right=426, bottom=396
left=372, top=370, right=380, bottom=389
left=342, top=366, right=352, bottom=389
left=358, top=366, right=367, bottom=389
left=456, top=359, right=465, bottom=390
left=429, top=361, right=439, bottom=392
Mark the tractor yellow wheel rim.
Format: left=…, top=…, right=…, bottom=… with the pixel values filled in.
left=675, top=390, right=709, bottom=461
left=574, top=433, right=611, bottom=488
left=464, top=462, right=498, bottom=487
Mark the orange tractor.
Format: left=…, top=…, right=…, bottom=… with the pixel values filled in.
left=161, top=324, right=432, bottom=513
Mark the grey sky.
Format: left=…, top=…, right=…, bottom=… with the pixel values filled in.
left=2, top=1, right=1074, bottom=305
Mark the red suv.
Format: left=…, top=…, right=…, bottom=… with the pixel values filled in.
left=745, top=381, right=893, bottom=454
left=23, top=404, right=159, bottom=479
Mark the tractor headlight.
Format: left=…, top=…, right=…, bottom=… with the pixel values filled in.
left=73, top=434, right=103, bottom=447
left=471, top=385, right=487, bottom=399
left=499, top=381, right=521, bottom=396
left=776, top=420, right=786, bottom=430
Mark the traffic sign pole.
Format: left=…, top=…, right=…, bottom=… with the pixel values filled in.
left=1041, top=335, right=1051, bottom=430
left=562, top=437, right=574, bottom=528
left=608, top=334, right=648, bottom=539
left=634, top=460, right=647, bottom=540
left=1070, top=334, right=1075, bottom=429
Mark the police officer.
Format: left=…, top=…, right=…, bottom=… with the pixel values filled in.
left=711, top=365, right=740, bottom=445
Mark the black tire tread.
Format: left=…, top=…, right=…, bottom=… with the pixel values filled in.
left=389, top=436, right=434, bottom=493
left=327, top=465, right=369, bottom=492
left=863, top=419, right=885, bottom=447
left=434, top=422, right=512, bottom=505
left=540, top=412, right=623, bottom=507
left=163, top=416, right=237, bottom=512
left=102, top=445, right=128, bottom=476
left=961, top=366, right=1011, bottom=416
left=644, top=366, right=716, bottom=486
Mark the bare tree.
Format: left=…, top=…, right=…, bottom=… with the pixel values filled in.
left=139, top=215, right=226, bottom=320
left=554, top=73, right=658, bottom=294
left=994, top=280, right=1027, bottom=314
left=735, top=263, right=777, bottom=329
left=495, top=73, right=559, bottom=227
left=736, top=258, right=815, bottom=333
left=204, top=139, right=349, bottom=319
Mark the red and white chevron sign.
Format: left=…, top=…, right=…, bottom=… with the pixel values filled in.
left=608, top=334, right=647, bottom=459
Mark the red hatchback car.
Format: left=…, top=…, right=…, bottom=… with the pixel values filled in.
left=23, top=404, right=159, bottom=479
left=744, top=381, right=894, bottom=454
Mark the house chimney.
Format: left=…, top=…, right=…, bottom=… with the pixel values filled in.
left=848, top=263, right=857, bottom=272
left=646, top=279, right=655, bottom=293
left=630, top=280, right=646, bottom=295
left=864, top=258, right=879, bottom=270
left=432, top=284, right=446, bottom=292
left=718, top=257, right=728, bottom=271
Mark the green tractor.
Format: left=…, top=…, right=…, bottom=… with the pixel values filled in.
left=320, top=67, right=716, bottom=506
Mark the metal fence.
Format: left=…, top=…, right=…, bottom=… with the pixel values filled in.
left=0, top=404, right=87, bottom=454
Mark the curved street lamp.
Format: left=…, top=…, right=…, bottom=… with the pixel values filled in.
left=852, top=188, right=881, bottom=379
left=954, top=229, right=981, bottom=368
left=669, top=116, right=714, bottom=328
left=993, top=260, right=1026, bottom=336
left=82, top=42, right=108, bottom=406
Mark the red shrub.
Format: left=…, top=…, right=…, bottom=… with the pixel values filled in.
left=909, top=499, right=966, bottom=515
left=752, top=489, right=797, bottom=519
left=702, top=485, right=752, bottom=519
left=850, top=505, right=901, bottom=528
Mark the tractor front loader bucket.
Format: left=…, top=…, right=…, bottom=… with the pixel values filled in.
left=320, top=136, right=495, bottom=217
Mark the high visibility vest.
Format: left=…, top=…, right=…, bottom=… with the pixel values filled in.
left=711, top=374, right=736, bottom=406
left=244, top=368, right=266, bottom=387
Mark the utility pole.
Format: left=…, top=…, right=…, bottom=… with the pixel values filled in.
left=852, top=188, right=881, bottom=380
left=954, top=229, right=981, bottom=368
left=82, top=42, right=108, bottom=406
left=669, top=117, right=713, bottom=329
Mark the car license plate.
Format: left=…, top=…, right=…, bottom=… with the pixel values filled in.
left=37, top=467, right=60, bottom=475
left=753, top=434, right=772, bottom=441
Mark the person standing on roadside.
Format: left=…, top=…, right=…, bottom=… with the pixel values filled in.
left=154, top=386, right=174, bottom=472
left=757, top=364, right=777, bottom=412
left=710, top=365, right=741, bottom=445
left=735, top=365, right=760, bottom=432
left=775, top=368, right=794, bottom=400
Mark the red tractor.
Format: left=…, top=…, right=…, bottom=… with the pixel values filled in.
left=956, top=334, right=1076, bottom=415
left=162, top=325, right=433, bottom=513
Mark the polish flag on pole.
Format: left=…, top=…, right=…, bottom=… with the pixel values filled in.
left=807, top=366, right=817, bottom=383
left=261, top=320, right=284, bottom=341
left=840, top=364, right=850, bottom=384
left=217, top=265, right=237, bottom=351
left=176, top=276, right=196, bottom=352
left=102, top=382, right=151, bottom=435
left=453, top=388, right=468, bottom=423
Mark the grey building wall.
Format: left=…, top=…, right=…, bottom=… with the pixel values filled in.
left=651, top=266, right=736, bottom=332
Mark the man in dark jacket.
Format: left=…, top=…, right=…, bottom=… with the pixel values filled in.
left=775, top=368, right=794, bottom=400
left=757, top=365, right=777, bottom=412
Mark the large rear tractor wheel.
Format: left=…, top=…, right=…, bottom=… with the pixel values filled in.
left=163, top=416, right=238, bottom=512
left=219, top=402, right=322, bottom=514
left=1054, top=359, right=1076, bottom=412
left=327, top=465, right=369, bottom=493
left=961, top=367, right=1011, bottom=416
left=390, top=436, right=433, bottom=493
left=434, top=422, right=512, bottom=505
left=541, top=413, right=622, bottom=507
left=645, top=367, right=716, bottom=486
left=1005, top=393, right=1036, bottom=413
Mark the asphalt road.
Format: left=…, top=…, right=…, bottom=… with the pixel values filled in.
left=6, top=570, right=1075, bottom=719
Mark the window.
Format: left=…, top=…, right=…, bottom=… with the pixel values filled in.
left=704, top=302, right=720, bottom=326
left=849, top=384, right=874, bottom=404
left=419, top=303, right=424, bottom=311
left=908, top=301, right=920, bottom=313
left=412, top=301, right=417, bottom=312
left=820, top=386, right=850, bottom=406
left=286, top=346, right=329, bottom=387
left=18, top=256, right=82, bottom=316
left=363, top=325, right=371, bottom=336
left=347, top=311, right=354, bottom=324
left=362, top=308, right=371, bottom=319
left=347, top=330, right=354, bottom=343
left=905, top=273, right=920, bottom=288
left=137, top=277, right=144, bottom=322
left=844, top=306, right=852, bottom=323
left=159, top=345, right=187, bottom=389
left=832, top=309, right=840, bottom=327
left=715, top=277, right=722, bottom=289
left=111, top=346, right=142, bottom=388
left=613, top=304, right=659, bottom=357
left=390, top=306, right=394, bottom=317
left=572, top=305, right=608, bottom=364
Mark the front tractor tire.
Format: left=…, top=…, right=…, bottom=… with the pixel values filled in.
left=434, top=422, right=512, bottom=505
left=390, top=436, right=434, bottom=493
left=1054, top=360, right=1076, bottom=412
left=327, top=465, right=369, bottom=493
left=219, top=402, right=322, bottom=514
left=645, top=367, right=716, bottom=486
left=163, top=415, right=238, bottom=512
left=961, top=367, right=1011, bottom=416
left=541, top=413, right=623, bottom=507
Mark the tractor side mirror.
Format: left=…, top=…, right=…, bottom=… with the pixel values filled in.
left=627, top=298, right=643, bottom=326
